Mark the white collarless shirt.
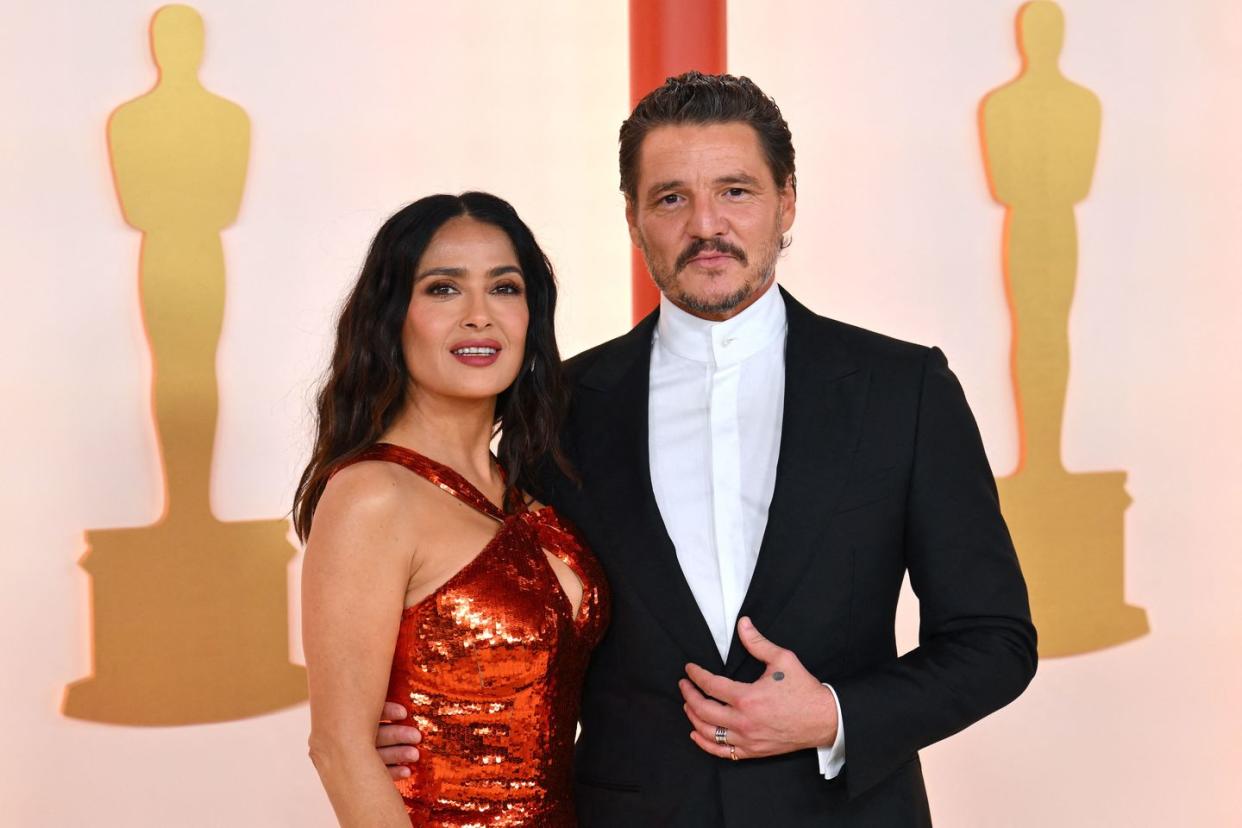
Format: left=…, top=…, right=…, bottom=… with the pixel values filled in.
left=647, top=284, right=845, bottom=778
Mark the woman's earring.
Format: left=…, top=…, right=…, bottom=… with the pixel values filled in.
left=527, top=356, right=536, bottom=374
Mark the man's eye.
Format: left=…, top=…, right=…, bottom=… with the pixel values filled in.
left=726, top=187, right=747, bottom=197
left=659, top=194, right=681, bottom=206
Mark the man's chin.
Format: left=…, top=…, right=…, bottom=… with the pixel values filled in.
left=672, top=285, right=755, bottom=316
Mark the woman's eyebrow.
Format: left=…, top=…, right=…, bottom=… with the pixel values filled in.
left=414, top=266, right=464, bottom=281
left=415, top=265, right=523, bottom=282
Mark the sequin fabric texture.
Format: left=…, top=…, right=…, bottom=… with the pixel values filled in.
left=341, top=444, right=609, bottom=827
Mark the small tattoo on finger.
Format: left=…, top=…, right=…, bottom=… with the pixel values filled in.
left=772, top=671, right=785, bottom=681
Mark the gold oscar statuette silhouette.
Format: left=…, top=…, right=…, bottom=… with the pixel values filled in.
left=63, top=4, right=307, bottom=724
left=980, top=1, right=1148, bottom=657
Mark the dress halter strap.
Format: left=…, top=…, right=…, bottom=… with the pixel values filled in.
left=344, top=443, right=507, bottom=522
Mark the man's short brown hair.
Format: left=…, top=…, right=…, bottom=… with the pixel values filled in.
left=619, top=71, right=797, bottom=201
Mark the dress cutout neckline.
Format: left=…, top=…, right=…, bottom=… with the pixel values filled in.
left=347, top=443, right=589, bottom=620
left=365, top=442, right=506, bottom=522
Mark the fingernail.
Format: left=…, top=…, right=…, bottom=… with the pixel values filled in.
left=740, top=616, right=752, bottom=628
left=400, top=767, right=411, bottom=778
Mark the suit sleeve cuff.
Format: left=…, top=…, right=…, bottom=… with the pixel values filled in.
left=816, top=683, right=846, bottom=779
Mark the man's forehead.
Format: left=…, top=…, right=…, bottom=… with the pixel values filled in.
left=636, top=122, right=770, bottom=188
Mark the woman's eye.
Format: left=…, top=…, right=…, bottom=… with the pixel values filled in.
left=426, top=281, right=458, bottom=295
left=492, top=282, right=524, bottom=295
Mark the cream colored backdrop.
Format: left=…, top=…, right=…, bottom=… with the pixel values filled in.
left=2, top=1, right=1238, bottom=824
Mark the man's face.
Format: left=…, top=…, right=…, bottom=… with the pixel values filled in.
left=626, top=122, right=796, bottom=321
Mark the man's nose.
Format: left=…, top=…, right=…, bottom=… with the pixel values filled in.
left=687, top=197, right=727, bottom=238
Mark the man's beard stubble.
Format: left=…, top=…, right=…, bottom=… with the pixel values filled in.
left=640, top=224, right=784, bottom=317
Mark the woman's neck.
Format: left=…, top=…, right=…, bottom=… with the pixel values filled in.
left=381, top=391, right=499, bottom=484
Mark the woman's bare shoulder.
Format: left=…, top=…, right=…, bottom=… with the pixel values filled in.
left=311, top=460, right=422, bottom=546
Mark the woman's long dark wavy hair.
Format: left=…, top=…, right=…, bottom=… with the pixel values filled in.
left=292, top=192, right=570, bottom=541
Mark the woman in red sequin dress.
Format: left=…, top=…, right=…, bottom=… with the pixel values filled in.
left=294, top=193, right=608, bottom=827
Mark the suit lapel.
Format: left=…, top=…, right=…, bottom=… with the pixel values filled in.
left=724, top=289, right=870, bottom=676
left=574, top=311, right=726, bottom=671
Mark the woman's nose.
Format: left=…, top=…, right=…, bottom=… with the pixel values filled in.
left=460, top=292, right=493, bottom=329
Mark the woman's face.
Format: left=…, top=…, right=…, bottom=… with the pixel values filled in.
left=403, top=216, right=530, bottom=403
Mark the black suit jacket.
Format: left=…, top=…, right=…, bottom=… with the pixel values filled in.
left=538, top=288, right=1037, bottom=826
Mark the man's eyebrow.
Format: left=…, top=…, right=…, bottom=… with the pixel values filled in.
left=644, top=172, right=765, bottom=201
left=716, top=172, right=763, bottom=188
left=414, top=265, right=523, bottom=281
left=645, top=179, right=684, bottom=200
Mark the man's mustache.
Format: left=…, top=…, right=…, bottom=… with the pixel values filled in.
left=675, top=239, right=748, bottom=272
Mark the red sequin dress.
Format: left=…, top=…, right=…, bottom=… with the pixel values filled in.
left=339, top=443, right=609, bottom=827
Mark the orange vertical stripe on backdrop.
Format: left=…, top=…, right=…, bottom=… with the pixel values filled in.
left=628, top=0, right=727, bottom=323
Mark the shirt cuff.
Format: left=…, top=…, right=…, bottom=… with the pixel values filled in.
left=816, top=683, right=845, bottom=779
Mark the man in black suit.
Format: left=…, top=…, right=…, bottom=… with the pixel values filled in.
left=378, top=72, right=1036, bottom=826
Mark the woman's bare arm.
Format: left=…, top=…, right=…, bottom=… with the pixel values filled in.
left=303, top=462, right=417, bottom=827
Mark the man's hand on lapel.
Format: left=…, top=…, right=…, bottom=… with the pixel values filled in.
left=679, top=616, right=838, bottom=761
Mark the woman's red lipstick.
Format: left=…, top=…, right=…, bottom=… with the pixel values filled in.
left=449, top=338, right=503, bottom=367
